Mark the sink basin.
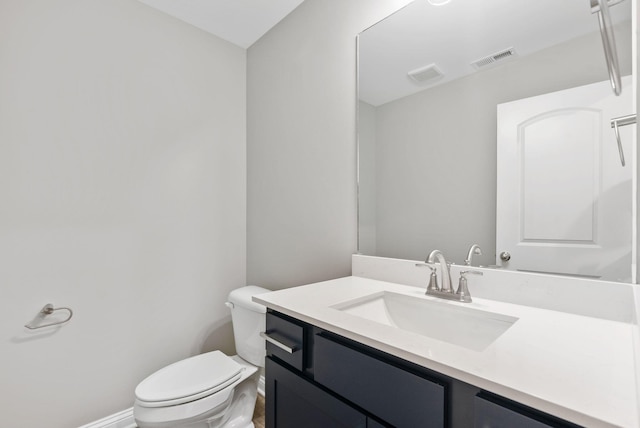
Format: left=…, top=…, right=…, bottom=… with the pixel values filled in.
left=332, top=291, right=518, bottom=351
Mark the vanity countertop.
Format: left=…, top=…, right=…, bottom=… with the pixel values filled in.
left=254, top=276, right=640, bottom=428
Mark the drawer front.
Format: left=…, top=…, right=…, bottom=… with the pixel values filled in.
left=314, top=333, right=445, bottom=428
left=266, top=357, right=366, bottom=428
left=265, top=312, right=304, bottom=371
left=474, top=394, right=581, bottom=428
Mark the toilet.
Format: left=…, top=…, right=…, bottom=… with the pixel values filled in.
left=133, top=286, right=271, bottom=428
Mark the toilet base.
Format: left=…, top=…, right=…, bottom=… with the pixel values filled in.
left=134, top=355, right=259, bottom=428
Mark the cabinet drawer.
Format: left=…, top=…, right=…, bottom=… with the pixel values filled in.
left=474, top=394, right=582, bottom=428
left=314, top=333, right=445, bottom=428
left=264, top=312, right=304, bottom=371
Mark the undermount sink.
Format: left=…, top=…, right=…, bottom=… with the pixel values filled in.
left=332, top=291, right=518, bottom=351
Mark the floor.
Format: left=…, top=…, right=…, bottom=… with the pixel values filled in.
left=252, top=394, right=265, bottom=428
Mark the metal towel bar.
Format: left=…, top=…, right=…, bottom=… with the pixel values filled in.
left=24, top=303, right=73, bottom=330
left=590, top=0, right=625, bottom=13
left=591, top=0, right=622, bottom=96
left=610, top=113, right=637, bottom=167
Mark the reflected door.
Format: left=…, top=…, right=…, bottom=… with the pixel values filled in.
left=496, top=77, right=633, bottom=282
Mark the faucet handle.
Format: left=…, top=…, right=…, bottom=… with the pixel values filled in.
left=460, top=270, right=483, bottom=277
left=455, top=270, right=483, bottom=303
left=416, top=262, right=438, bottom=274
left=415, top=262, right=436, bottom=272
left=415, top=263, right=439, bottom=293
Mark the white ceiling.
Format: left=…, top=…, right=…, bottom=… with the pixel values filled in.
left=359, top=0, right=632, bottom=106
left=137, top=0, right=305, bottom=48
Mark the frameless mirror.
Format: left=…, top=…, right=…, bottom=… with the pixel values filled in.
left=357, top=0, right=635, bottom=282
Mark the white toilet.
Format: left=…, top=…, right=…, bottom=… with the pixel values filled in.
left=133, top=286, right=271, bottom=428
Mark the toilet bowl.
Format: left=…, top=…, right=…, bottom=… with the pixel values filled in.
left=133, top=286, right=271, bottom=428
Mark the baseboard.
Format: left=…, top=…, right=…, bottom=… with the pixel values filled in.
left=258, top=374, right=265, bottom=396
left=77, top=408, right=136, bottom=428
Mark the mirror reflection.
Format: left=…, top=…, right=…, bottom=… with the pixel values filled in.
left=357, top=0, right=635, bottom=282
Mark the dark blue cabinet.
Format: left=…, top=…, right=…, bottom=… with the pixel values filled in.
left=266, top=357, right=366, bottom=428
left=265, top=310, right=583, bottom=428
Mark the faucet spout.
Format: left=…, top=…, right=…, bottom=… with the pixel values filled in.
left=465, top=244, right=483, bottom=266
left=426, top=250, right=452, bottom=292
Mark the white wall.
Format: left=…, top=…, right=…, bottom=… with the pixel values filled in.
left=0, top=1, right=246, bottom=427
left=247, top=0, right=413, bottom=290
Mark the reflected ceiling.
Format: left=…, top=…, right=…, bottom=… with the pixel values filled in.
left=359, top=0, right=631, bottom=106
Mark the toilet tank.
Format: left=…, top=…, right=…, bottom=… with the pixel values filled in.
left=227, top=286, right=271, bottom=367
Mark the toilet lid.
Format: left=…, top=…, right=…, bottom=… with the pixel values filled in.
left=135, top=351, right=243, bottom=406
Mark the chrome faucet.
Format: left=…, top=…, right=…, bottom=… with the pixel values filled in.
left=426, top=249, right=453, bottom=293
left=464, top=244, right=483, bottom=266
left=417, top=249, right=482, bottom=303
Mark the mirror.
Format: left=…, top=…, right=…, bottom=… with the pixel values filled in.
left=357, top=0, right=635, bottom=282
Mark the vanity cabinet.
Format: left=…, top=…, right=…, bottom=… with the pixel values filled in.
left=264, top=310, right=581, bottom=428
left=265, top=357, right=367, bottom=428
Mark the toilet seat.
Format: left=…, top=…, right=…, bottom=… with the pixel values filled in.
left=135, top=351, right=243, bottom=408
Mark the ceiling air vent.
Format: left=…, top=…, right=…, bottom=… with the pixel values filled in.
left=407, top=64, right=444, bottom=84
left=471, top=47, right=517, bottom=69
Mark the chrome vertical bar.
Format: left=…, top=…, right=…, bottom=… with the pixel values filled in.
left=594, top=0, right=622, bottom=95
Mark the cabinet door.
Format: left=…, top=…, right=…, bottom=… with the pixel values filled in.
left=367, top=419, right=389, bottom=428
left=314, top=333, right=445, bottom=428
left=265, top=357, right=367, bottom=428
left=475, top=394, right=582, bottom=428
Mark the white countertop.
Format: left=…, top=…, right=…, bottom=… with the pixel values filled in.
left=254, top=276, right=640, bottom=428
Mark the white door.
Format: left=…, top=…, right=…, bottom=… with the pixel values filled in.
left=496, top=77, right=634, bottom=282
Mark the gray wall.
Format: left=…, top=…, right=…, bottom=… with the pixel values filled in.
left=0, top=1, right=246, bottom=426
left=365, top=22, right=632, bottom=265
left=247, top=0, right=414, bottom=289
left=358, top=101, right=378, bottom=255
